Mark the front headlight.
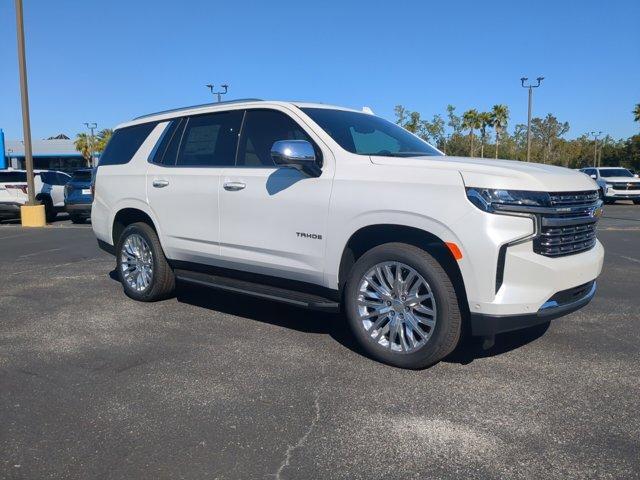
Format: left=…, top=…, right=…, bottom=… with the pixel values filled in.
left=466, top=187, right=550, bottom=213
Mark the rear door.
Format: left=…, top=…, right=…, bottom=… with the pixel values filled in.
left=146, top=110, right=243, bottom=263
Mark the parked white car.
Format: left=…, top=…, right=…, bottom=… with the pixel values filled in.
left=92, top=100, right=604, bottom=368
left=0, top=169, right=71, bottom=222
left=579, top=167, right=640, bottom=204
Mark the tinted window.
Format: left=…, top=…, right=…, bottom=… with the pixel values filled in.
left=177, top=111, right=243, bottom=167
left=237, top=109, right=316, bottom=167
left=55, top=173, right=71, bottom=185
left=599, top=168, right=633, bottom=178
left=72, top=170, right=93, bottom=182
left=0, top=172, right=27, bottom=183
left=40, top=172, right=55, bottom=184
left=99, top=122, right=158, bottom=166
left=150, top=119, right=182, bottom=165
left=301, top=108, right=441, bottom=157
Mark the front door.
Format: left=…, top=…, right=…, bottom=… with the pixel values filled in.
left=219, top=108, right=334, bottom=284
left=147, top=110, right=243, bottom=263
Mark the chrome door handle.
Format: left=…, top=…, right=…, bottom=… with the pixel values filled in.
left=223, top=182, right=246, bottom=191
left=152, top=179, right=169, bottom=188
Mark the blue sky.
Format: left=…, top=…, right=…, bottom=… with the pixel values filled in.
left=0, top=0, right=638, bottom=141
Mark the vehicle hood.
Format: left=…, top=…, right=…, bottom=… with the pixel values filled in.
left=601, top=176, right=640, bottom=183
left=370, top=155, right=598, bottom=192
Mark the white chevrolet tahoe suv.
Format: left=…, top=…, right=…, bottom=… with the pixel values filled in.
left=92, top=99, right=604, bottom=369
left=579, top=167, right=640, bottom=204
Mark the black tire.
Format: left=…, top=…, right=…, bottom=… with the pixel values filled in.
left=633, top=200, right=640, bottom=205
left=70, top=215, right=85, bottom=224
left=604, top=199, right=615, bottom=205
left=344, top=243, right=462, bottom=369
left=39, top=196, right=57, bottom=222
left=116, top=222, right=175, bottom=301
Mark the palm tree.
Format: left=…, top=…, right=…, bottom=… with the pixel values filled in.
left=634, top=104, right=640, bottom=123
left=95, top=129, right=113, bottom=152
left=74, top=133, right=92, bottom=164
left=491, top=105, right=509, bottom=159
left=478, top=112, right=493, bottom=158
left=462, top=109, right=481, bottom=156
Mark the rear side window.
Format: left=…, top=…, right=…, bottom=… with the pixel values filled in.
left=237, top=109, right=316, bottom=167
left=99, top=122, right=158, bottom=166
left=0, top=172, right=27, bottom=182
left=176, top=111, right=243, bottom=167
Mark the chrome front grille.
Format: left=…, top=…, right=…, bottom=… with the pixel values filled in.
left=611, top=182, right=640, bottom=191
left=548, top=190, right=599, bottom=206
left=533, top=190, right=600, bottom=258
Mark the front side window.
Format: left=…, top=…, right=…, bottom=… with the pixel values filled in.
left=236, top=109, right=317, bottom=167
left=176, top=111, right=243, bottom=167
left=301, top=107, right=441, bottom=158
left=599, top=168, right=633, bottom=178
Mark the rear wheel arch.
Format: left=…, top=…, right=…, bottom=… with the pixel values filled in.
left=112, top=208, right=159, bottom=247
left=338, top=224, right=469, bottom=313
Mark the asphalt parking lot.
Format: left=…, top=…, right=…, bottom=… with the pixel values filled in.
left=1, top=206, right=639, bottom=480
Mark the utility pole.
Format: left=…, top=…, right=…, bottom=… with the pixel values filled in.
left=590, top=131, right=602, bottom=167
left=84, top=122, right=97, bottom=166
left=520, top=76, right=544, bottom=162
left=14, top=0, right=36, bottom=206
left=206, top=84, right=229, bottom=102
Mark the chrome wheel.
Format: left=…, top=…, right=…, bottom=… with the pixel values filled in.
left=356, top=261, right=437, bottom=353
left=120, top=233, right=154, bottom=292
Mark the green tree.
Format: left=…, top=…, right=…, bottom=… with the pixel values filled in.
left=478, top=112, right=493, bottom=158
left=421, top=114, right=446, bottom=150
left=634, top=104, right=640, bottom=124
left=95, top=129, right=113, bottom=152
left=74, top=133, right=92, bottom=163
left=462, top=109, right=481, bottom=156
left=531, top=114, right=570, bottom=164
left=394, top=105, right=421, bottom=134
left=490, top=105, right=509, bottom=159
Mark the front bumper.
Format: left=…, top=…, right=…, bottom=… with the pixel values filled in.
left=471, top=281, right=597, bottom=336
left=604, top=186, right=640, bottom=199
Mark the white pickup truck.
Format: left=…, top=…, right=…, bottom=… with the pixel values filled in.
left=91, top=100, right=604, bottom=368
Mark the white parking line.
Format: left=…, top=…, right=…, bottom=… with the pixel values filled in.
left=18, top=247, right=65, bottom=258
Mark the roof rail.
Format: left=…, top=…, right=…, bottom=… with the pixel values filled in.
left=133, top=98, right=263, bottom=120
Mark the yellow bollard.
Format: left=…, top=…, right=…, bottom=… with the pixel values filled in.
left=20, top=204, right=46, bottom=227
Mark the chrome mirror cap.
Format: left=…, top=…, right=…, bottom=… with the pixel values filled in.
left=271, top=140, right=316, bottom=165
left=270, top=140, right=320, bottom=177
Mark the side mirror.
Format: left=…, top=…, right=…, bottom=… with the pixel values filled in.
left=590, top=174, right=597, bottom=179
left=271, top=140, right=321, bottom=177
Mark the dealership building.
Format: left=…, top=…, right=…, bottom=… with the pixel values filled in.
left=0, top=128, right=87, bottom=173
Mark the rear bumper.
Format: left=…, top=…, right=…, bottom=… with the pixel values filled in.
left=65, top=203, right=92, bottom=215
left=0, top=202, right=22, bottom=216
left=470, top=281, right=597, bottom=336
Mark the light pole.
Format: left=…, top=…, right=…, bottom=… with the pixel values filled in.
left=84, top=122, right=97, bottom=166
left=206, top=84, right=229, bottom=102
left=14, top=0, right=36, bottom=207
left=520, top=76, right=544, bottom=162
left=590, top=131, right=602, bottom=167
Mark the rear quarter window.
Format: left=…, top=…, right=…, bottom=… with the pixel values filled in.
left=99, top=122, right=158, bottom=166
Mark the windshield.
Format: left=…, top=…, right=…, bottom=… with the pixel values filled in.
left=599, top=168, right=634, bottom=178
left=301, top=108, right=442, bottom=157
